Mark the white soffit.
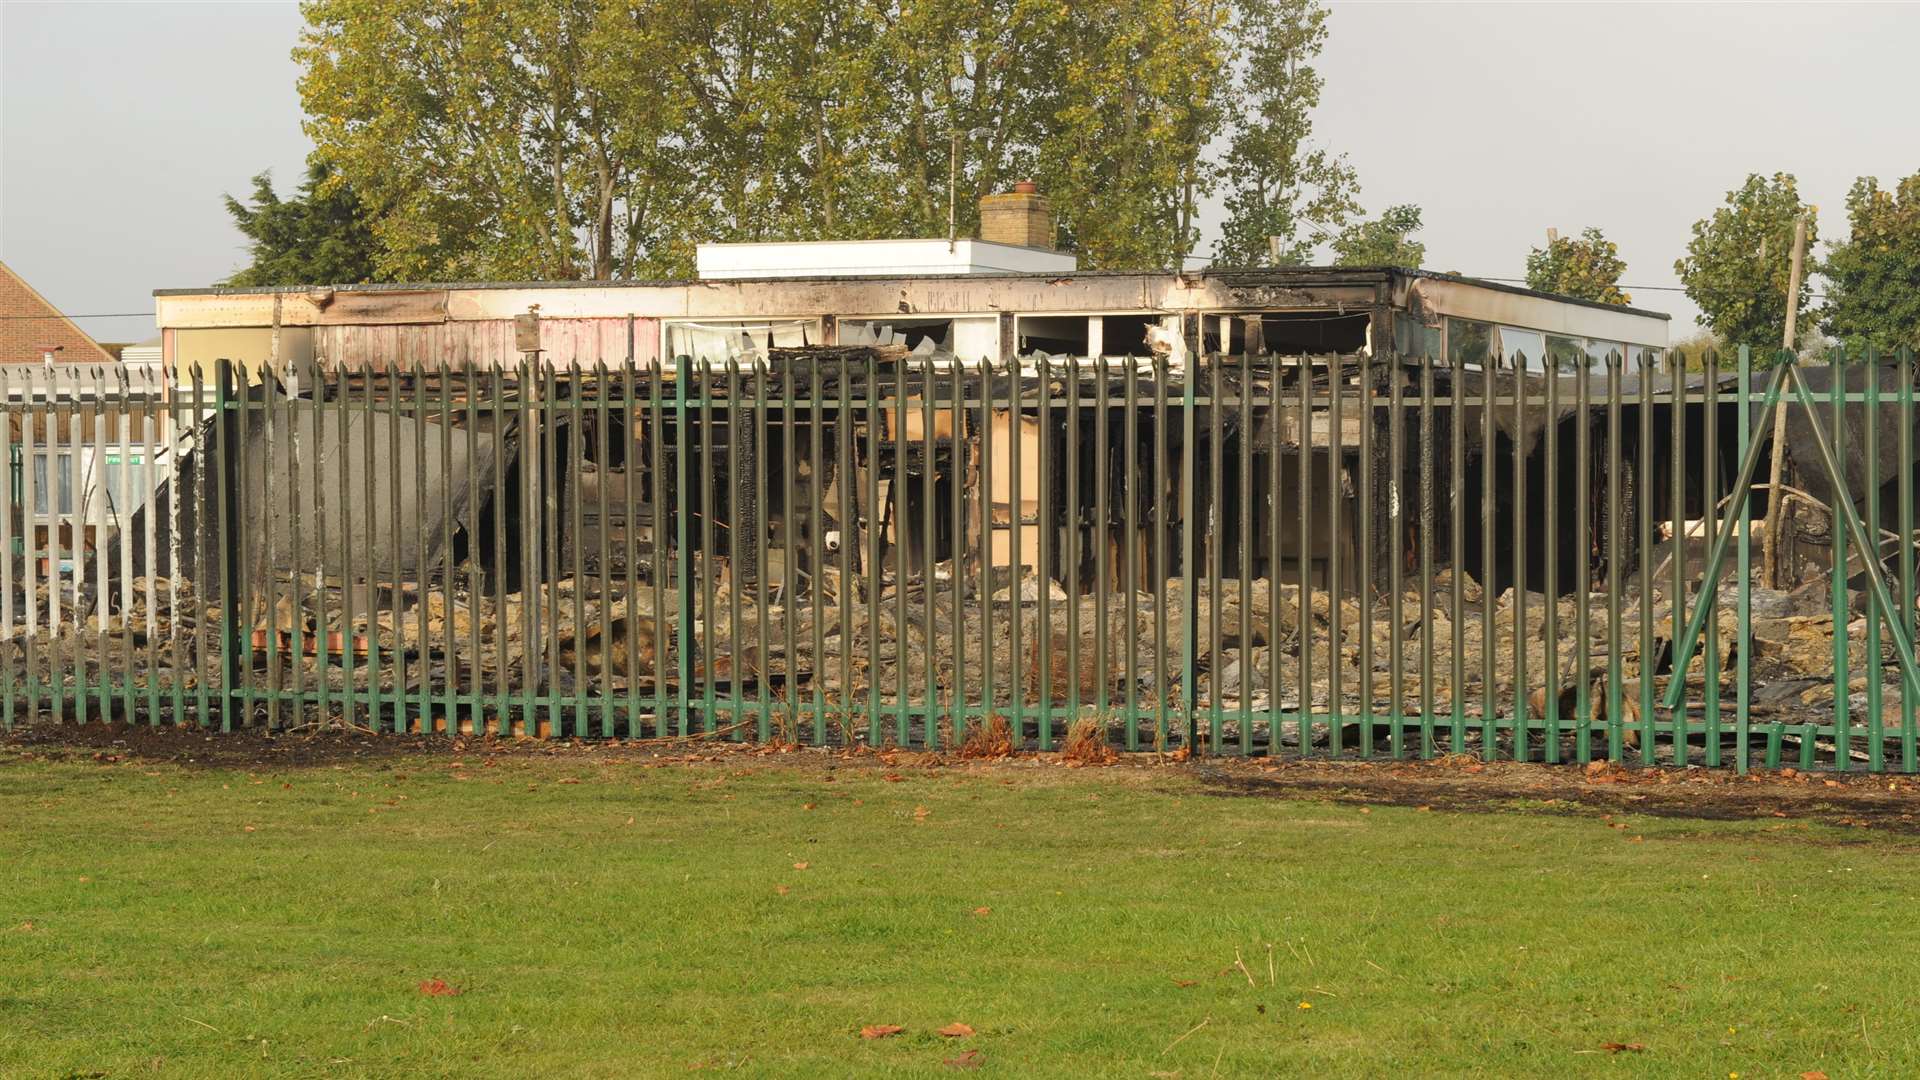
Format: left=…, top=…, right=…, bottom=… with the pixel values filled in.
left=1412, top=278, right=1669, bottom=348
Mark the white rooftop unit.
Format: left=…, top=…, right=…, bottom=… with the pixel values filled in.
left=696, top=238, right=1077, bottom=280
left=120, top=337, right=164, bottom=370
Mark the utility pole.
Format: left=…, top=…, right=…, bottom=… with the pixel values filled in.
left=1761, top=215, right=1808, bottom=588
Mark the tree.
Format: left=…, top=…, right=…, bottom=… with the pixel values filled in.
left=297, top=0, right=1353, bottom=280
left=1329, top=204, right=1424, bottom=268
left=298, top=0, right=668, bottom=280
left=1525, top=227, right=1630, bottom=305
left=1029, top=0, right=1234, bottom=269
left=222, top=161, right=381, bottom=286
left=1673, top=173, right=1817, bottom=350
left=1667, top=328, right=1729, bottom=372
left=1821, top=171, right=1920, bottom=353
left=1212, top=0, right=1358, bottom=266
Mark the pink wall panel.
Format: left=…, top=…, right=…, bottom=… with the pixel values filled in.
left=312, top=318, right=658, bottom=370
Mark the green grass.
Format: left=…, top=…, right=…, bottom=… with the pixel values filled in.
left=5, top=749, right=1920, bottom=1077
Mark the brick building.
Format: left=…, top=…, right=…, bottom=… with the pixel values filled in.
left=1, top=258, right=114, bottom=365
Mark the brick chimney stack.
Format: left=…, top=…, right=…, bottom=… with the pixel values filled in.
left=979, top=181, right=1054, bottom=250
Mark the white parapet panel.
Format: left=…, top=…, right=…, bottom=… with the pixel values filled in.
left=695, top=238, right=1077, bottom=280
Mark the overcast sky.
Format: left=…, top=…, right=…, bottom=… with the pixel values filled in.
left=4, top=0, right=1917, bottom=345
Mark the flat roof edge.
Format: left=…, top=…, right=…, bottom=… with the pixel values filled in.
left=153, top=267, right=1397, bottom=298
left=153, top=266, right=1670, bottom=321
left=1396, top=267, right=1670, bottom=321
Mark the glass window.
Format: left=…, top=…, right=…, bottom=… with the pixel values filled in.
left=1446, top=318, right=1495, bottom=369
left=1394, top=313, right=1441, bottom=359
left=104, top=453, right=144, bottom=516
left=1498, top=327, right=1546, bottom=374
left=664, top=319, right=816, bottom=362
left=842, top=317, right=998, bottom=361
left=1585, top=339, right=1623, bottom=374
left=842, top=318, right=952, bottom=352
left=1545, top=335, right=1585, bottom=374
left=32, top=453, right=74, bottom=516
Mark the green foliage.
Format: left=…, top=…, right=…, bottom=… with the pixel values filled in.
left=1211, top=0, right=1359, bottom=266
left=1029, top=0, right=1233, bottom=269
left=1674, top=173, right=1817, bottom=350
left=1821, top=171, right=1920, bottom=353
left=297, top=0, right=650, bottom=280
left=1525, top=226, right=1630, bottom=305
left=222, top=160, right=381, bottom=287
left=1667, top=328, right=1726, bottom=372
left=296, top=0, right=1352, bottom=280
left=1329, top=204, right=1424, bottom=268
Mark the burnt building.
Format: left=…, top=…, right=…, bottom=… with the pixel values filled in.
left=154, top=246, right=1671, bottom=593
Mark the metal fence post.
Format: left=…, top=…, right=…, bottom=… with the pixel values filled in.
left=1736, top=346, right=1753, bottom=772
left=213, top=357, right=246, bottom=730
left=674, top=353, right=695, bottom=736
left=1180, top=322, right=1199, bottom=754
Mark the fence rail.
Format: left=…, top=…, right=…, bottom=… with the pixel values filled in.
left=3, top=347, right=1916, bottom=773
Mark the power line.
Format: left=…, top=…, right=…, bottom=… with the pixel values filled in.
left=1472, top=276, right=1832, bottom=301
left=1182, top=257, right=1827, bottom=297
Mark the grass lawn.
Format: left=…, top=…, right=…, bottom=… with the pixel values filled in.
left=5, top=739, right=1920, bottom=1078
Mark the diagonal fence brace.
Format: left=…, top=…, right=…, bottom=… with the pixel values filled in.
left=1663, top=360, right=1920, bottom=711
left=1779, top=363, right=1920, bottom=700
left=1661, top=364, right=1787, bottom=709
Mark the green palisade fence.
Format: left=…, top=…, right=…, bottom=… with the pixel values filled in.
left=2, top=346, right=1917, bottom=773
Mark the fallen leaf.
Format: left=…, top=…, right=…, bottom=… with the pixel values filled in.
left=938, top=1023, right=975, bottom=1038
left=1802, top=1072, right=1830, bottom=1080
left=803, top=802, right=818, bottom=810
left=417, top=979, right=462, bottom=997
left=972, top=907, right=991, bottom=917
left=913, top=805, right=931, bottom=822
left=775, top=885, right=790, bottom=896
left=884, top=774, right=904, bottom=783
left=1172, top=978, right=1198, bottom=988
left=1297, top=1001, right=1312, bottom=1010
left=860, top=1024, right=904, bottom=1039
left=793, top=861, right=810, bottom=870
left=944, top=1049, right=984, bottom=1069
left=557, top=777, right=581, bottom=785
left=1601, top=1042, right=1646, bottom=1053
